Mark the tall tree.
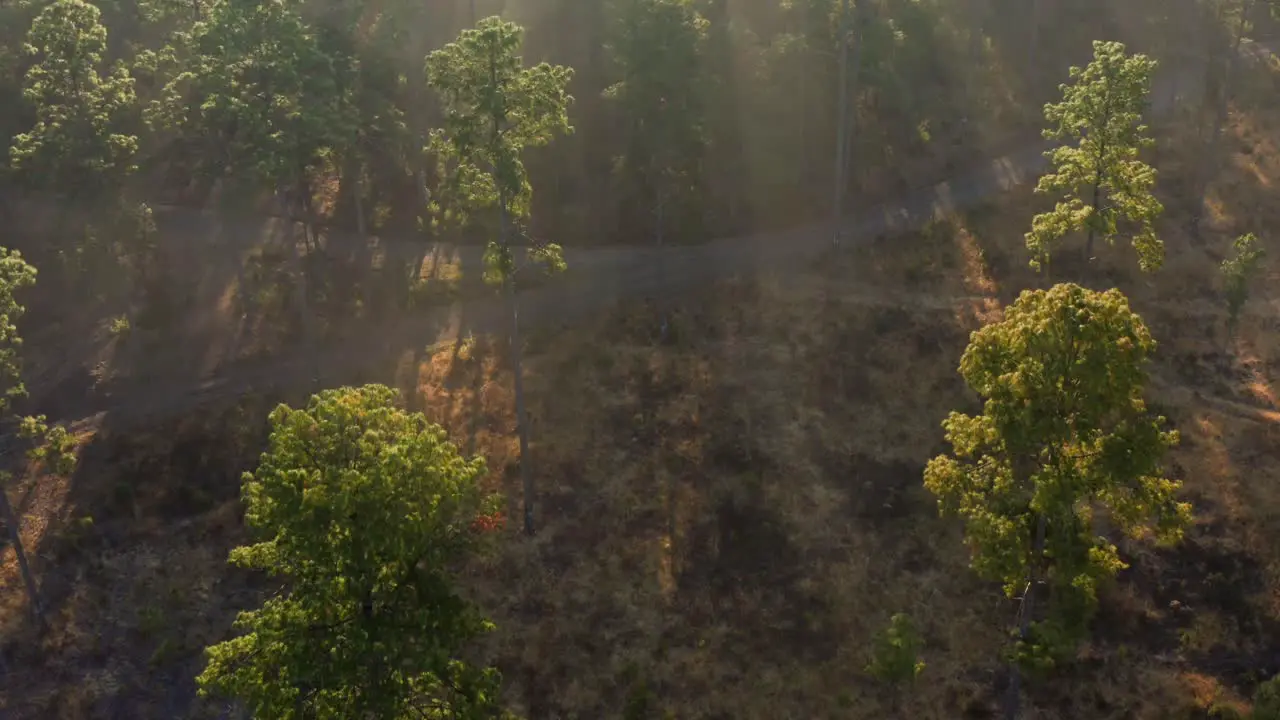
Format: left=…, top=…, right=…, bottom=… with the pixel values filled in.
left=146, top=0, right=352, bottom=193
left=197, top=385, right=509, bottom=719
left=0, top=247, right=78, bottom=628
left=604, top=0, right=709, bottom=248
left=1026, top=41, right=1164, bottom=272
left=426, top=16, right=573, bottom=536
left=9, top=0, right=137, bottom=200
left=1195, top=0, right=1257, bottom=237
left=146, top=0, right=354, bottom=340
left=924, top=283, right=1189, bottom=719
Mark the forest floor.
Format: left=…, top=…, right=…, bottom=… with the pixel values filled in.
left=6, top=70, right=1280, bottom=716
left=5, top=26, right=1280, bottom=720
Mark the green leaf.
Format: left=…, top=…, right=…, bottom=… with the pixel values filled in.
left=196, top=385, right=510, bottom=719
left=1027, top=41, right=1164, bottom=272
left=924, top=284, right=1189, bottom=655
left=425, top=17, right=574, bottom=284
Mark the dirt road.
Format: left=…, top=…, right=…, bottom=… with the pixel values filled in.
left=26, top=60, right=1215, bottom=434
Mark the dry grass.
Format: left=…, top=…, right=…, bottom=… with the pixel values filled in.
left=8, top=26, right=1280, bottom=720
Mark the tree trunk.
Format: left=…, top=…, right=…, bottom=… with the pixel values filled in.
left=352, top=161, right=372, bottom=317
left=500, top=192, right=535, bottom=536
left=1004, top=511, right=1047, bottom=720
left=841, top=0, right=869, bottom=223
left=1, top=483, right=45, bottom=628
left=1087, top=180, right=1100, bottom=263
left=1196, top=0, right=1251, bottom=236
left=831, top=0, right=852, bottom=246
left=1028, top=0, right=1040, bottom=75
left=291, top=180, right=314, bottom=346
left=656, top=186, right=668, bottom=340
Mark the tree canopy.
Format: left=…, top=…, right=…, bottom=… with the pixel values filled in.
left=197, top=384, right=508, bottom=719
left=1027, top=41, right=1163, bottom=272
left=145, top=0, right=353, bottom=188
left=924, top=283, right=1189, bottom=658
left=425, top=16, right=573, bottom=283
left=1221, top=231, right=1265, bottom=339
left=9, top=0, right=137, bottom=198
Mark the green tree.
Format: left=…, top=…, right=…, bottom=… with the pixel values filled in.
left=924, top=283, right=1189, bottom=715
left=604, top=0, right=708, bottom=246
left=426, top=17, right=573, bottom=535
left=1221, top=232, right=1265, bottom=342
left=865, top=612, right=925, bottom=686
left=146, top=0, right=353, bottom=194
left=1256, top=674, right=1280, bottom=720
left=1197, top=0, right=1257, bottom=238
left=9, top=0, right=138, bottom=199
left=146, top=0, right=354, bottom=340
left=197, top=384, right=509, bottom=719
left=0, top=247, right=78, bottom=628
left=1027, top=41, right=1163, bottom=272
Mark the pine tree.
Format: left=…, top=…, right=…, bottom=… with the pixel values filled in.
left=146, top=0, right=353, bottom=191
left=197, top=384, right=510, bottom=719
left=426, top=16, right=574, bottom=535
left=1221, top=232, right=1265, bottom=342
left=604, top=0, right=708, bottom=247
left=9, top=0, right=138, bottom=200
left=1027, top=41, right=1164, bottom=272
left=924, top=283, right=1190, bottom=716
left=0, top=247, right=78, bottom=628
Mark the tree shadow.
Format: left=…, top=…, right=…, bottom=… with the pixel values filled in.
left=0, top=393, right=280, bottom=718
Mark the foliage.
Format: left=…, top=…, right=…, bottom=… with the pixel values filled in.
left=924, top=283, right=1189, bottom=660
left=145, top=0, right=354, bottom=188
left=865, top=613, right=926, bottom=685
left=1221, top=232, right=1265, bottom=338
left=603, top=0, right=708, bottom=235
left=425, top=16, right=574, bottom=285
left=0, top=248, right=37, bottom=410
left=9, top=0, right=138, bottom=197
left=197, top=384, right=509, bottom=719
left=1027, top=41, right=1164, bottom=272
left=1256, top=674, right=1280, bottom=720
left=0, top=247, right=78, bottom=469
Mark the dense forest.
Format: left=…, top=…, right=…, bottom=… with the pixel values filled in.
left=4, top=0, right=1280, bottom=718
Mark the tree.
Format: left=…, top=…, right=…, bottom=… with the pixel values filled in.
left=1196, top=0, right=1257, bottom=237
left=426, top=17, right=573, bottom=536
left=603, top=0, right=708, bottom=248
left=0, top=247, right=78, bottom=628
left=1221, top=232, right=1265, bottom=341
left=146, top=0, right=352, bottom=191
left=197, top=384, right=509, bottom=719
left=9, top=0, right=137, bottom=199
left=1256, top=674, right=1280, bottom=720
left=865, top=612, right=925, bottom=686
left=923, top=283, right=1189, bottom=717
left=1027, top=41, right=1164, bottom=272
left=146, top=0, right=355, bottom=341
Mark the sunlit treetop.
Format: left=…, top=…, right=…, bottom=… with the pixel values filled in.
left=9, top=0, right=138, bottom=197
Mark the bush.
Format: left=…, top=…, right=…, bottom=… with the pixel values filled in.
left=866, top=613, right=925, bottom=685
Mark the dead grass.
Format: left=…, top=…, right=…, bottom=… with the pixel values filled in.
left=8, top=28, right=1280, bottom=720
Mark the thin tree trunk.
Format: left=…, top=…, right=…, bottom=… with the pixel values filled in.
left=291, top=180, right=314, bottom=346
left=499, top=191, right=535, bottom=536
left=831, top=0, right=852, bottom=246
left=656, top=185, right=668, bottom=340
left=842, top=0, right=869, bottom=222
left=1, top=483, right=45, bottom=628
left=352, top=159, right=372, bottom=317
left=1196, top=0, right=1251, bottom=236
left=1028, top=0, right=1040, bottom=76
left=1087, top=181, right=1100, bottom=262
left=1004, top=511, right=1047, bottom=720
